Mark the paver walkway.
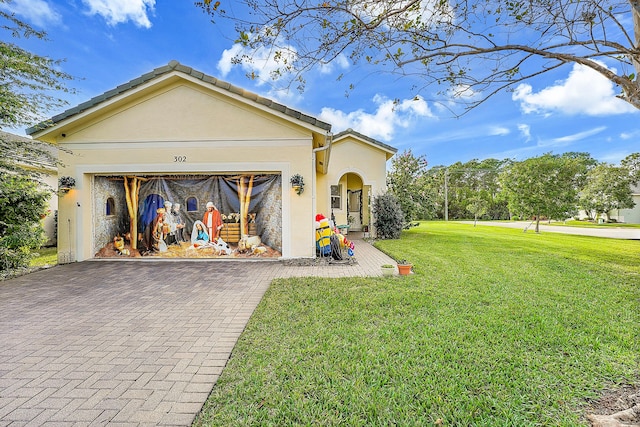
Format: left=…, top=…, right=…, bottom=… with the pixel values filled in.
left=0, top=235, right=396, bottom=426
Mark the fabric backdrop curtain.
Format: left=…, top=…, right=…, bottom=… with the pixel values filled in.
left=136, top=174, right=281, bottom=251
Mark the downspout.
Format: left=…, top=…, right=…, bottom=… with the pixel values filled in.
left=311, top=132, right=333, bottom=258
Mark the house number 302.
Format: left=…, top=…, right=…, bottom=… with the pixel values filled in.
left=174, top=156, right=187, bottom=162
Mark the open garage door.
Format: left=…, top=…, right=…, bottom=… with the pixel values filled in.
left=92, top=174, right=282, bottom=259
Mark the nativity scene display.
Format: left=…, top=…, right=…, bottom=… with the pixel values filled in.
left=93, top=174, right=282, bottom=259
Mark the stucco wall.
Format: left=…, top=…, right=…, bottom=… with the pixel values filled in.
left=52, top=79, right=309, bottom=143
left=315, top=173, right=336, bottom=221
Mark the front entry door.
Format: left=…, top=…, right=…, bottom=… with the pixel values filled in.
left=347, top=190, right=362, bottom=230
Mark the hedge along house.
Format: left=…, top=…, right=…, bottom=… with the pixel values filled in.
left=2, top=131, right=58, bottom=246
left=27, top=61, right=396, bottom=262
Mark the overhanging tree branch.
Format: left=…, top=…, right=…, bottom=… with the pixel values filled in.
left=197, top=0, right=640, bottom=112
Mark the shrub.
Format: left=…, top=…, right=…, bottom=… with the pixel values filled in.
left=0, top=172, right=49, bottom=277
left=373, top=193, right=404, bottom=239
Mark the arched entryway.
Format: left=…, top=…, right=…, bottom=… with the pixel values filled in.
left=332, top=172, right=371, bottom=232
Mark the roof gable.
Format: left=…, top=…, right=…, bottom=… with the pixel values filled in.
left=28, top=60, right=331, bottom=138
left=1, top=130, right=57, bottom=170
left=49, top=80, right=324, bottom=142
left=332, top=128, right=397, bottom=160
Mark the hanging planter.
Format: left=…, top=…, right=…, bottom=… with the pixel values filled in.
left=290, top=174, right=305, bottom=195
left=58, top=176, right=76, bottom=193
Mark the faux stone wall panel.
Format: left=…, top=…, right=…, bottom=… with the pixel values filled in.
left=93, top=176, right=128, bottom=255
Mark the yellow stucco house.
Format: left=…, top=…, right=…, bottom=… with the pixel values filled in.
left=27, top=61, right=396, bottom=262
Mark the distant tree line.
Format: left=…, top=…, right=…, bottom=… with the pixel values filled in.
left=386, top=151, right=640, bottom=232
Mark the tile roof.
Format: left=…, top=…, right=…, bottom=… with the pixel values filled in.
left=332, top=128, right=398, bottom=154
left=27, top=60, right=332, bottom=135
left=1, top=130, right=57, bottom=168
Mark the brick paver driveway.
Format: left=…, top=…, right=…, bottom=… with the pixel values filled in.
left=1, top=261, right=277, bottom=426
left=1, top=237, right=396, bottom=425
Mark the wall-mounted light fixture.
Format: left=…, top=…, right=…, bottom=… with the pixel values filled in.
left=290, top=174, right=305, bottom=195
left=58, top=176, right=76, bottom=194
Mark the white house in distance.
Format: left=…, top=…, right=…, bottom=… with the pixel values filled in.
left=27, top=61, right=397, bottom=263
left=609, top=183, right=640, bottom=223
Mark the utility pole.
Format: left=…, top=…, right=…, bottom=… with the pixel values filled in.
left=430, top=166, right=449, bottom=221
left=431, top=165, right=497, bottom=222
left=444, top=168, right=448, bottom=221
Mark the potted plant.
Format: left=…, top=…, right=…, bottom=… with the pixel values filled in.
left=396, top=259, right=412, bottom=276
left=381, top=264, right=395, bottom=276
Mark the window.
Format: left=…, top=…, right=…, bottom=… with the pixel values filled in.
left=105, top=197, right=115, bottom=216
left=331, top=185, right=341, bottom=209
left=186, top=197, right=198, bottom=212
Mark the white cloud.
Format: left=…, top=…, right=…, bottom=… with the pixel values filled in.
left=217, top=40, right=298, bottom=87
left=620, top=129, right=640, bottom=140
left=0, top=0, right=61, bottom=27
left=217, top=44, right=242, bottom=77
left=489, top=126, right=510, bottom=136
left=318, top=54, right=350, bottom=75
left=512, top=62, right=638, bottom=116
left=517, top=124, right=531, bottom=142
left=488, top=125, right=611, bottom=161
left=349, top=0, right=454, bottom=30
left=82, top=0, right=155, bottom=28
left=448, top=84, right=480, bottom=101
left=431, top=84, right=483, bottom=115
left=538, top=126, right=607, bottom=148
left=319, top=95, right=434, bottom=141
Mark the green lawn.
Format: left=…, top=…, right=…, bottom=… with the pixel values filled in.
left=194, top=222, right=639, bottom=426
left=29, top=246, right=58, bottom=268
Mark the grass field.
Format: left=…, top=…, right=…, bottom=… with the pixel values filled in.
left=0, top=246, right=58, bottom=280
left=29, top=246, right=58, bottom=268
left=194, top=222, right=639, bottom=426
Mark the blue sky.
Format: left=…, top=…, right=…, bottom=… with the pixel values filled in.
left=4, top=0, right=640, bottom=167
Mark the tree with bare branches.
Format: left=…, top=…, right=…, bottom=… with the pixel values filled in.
left=197, top=0, right=640, bottom=112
